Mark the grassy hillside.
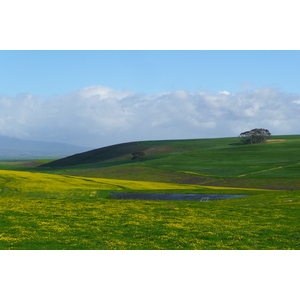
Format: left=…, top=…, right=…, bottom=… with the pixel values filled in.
left=38, top=135, right=300, bottom=190
left=39, top=141, right=149, bottom=167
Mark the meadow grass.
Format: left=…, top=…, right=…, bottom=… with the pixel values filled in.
left=0, top=188, right=299, bottom=250
left=0, top=169, right=299, bottom=250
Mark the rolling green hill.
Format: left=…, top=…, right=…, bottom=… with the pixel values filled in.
left=39, top=135, right=300, bottom=190
left=39, top=141, right=147, bottom=167
left=39, top=140, right=195, bottom=167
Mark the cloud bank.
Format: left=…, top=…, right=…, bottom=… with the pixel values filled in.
left=1, top=85, right=300, bottom=147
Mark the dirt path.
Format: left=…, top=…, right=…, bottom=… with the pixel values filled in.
left=238, top=162, right=300, bottom=177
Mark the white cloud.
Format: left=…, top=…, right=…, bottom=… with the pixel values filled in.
left=218, top=91, right=231, bottom=95
left=0, top=85, right=300, bottom=148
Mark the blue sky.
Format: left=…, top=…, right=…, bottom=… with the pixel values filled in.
left=1, top=50, right=300, bottom=97
left=1, top=50, right=300, bottom=147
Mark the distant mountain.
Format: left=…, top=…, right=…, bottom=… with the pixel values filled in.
left=0, top=135, right=91, bottom=158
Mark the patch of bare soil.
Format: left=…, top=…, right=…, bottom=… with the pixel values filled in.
left=266, top=139, right=286, bottom=142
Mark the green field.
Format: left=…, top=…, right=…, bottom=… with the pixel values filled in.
left=0, top=135, right=299, bottom=249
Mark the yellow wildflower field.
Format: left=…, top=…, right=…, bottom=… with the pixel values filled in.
left=0, top=169, right=203, bottom=195
left=0, top=169, right=299, bottom=250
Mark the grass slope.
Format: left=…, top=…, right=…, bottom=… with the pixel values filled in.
left=38, top=135, right=300, bottom=190
left=39, top=141, right=151, bottom=167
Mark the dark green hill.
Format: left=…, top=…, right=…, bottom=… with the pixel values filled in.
left=39, top=139, right=198, bottom=168
left=39, top=141, right=148, bottom=167
left=39, top=135, right=300, bottom=190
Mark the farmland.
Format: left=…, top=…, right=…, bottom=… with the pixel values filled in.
left=0, top=135, right=299, bottom=249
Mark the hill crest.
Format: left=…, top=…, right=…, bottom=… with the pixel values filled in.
left=39, top=141, right=148, bottom=167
